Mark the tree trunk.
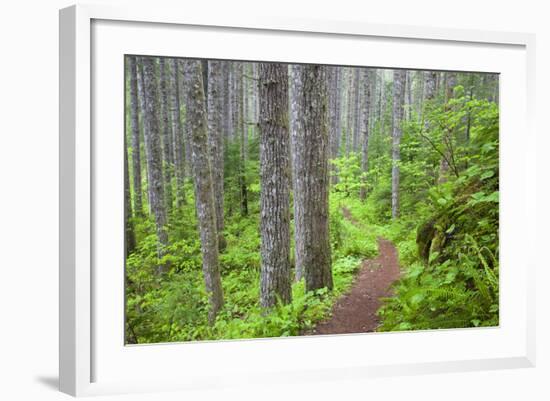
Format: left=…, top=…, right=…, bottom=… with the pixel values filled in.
left=359, top=69, right=373, bottom=200
left=259, top=63, right=292, bottom=308
left=177, top=63, right=192, bottom=176
left=128, top=56, right=143, bottom=217
left=169, top=59, right=186, bottom=207
left=406, top=71, right=413, bottom=120
left=136, top=58, right=149, bottom=199
left=328, top=67, right=342, bottom=184
left=352, top=68, right=362, bottom=151
left=391, top=70, right=406, bottom=219
left=289, top=65, right=304, bottom=281
left=294, top=65, right=333, bottom=292
left=424, top=71, right=437, bottom=101
left=142, top=57, right=168, bottom=270
left=222, top=62, right=232, bottom=140
left=237, top=63, right=248, bottom=216
left=380, top=70, right=387, bottom=135
left=159, top=58, right=173, bottom=215
left=345, top=68, right=354, bottom=156
left=124, top=133, right=136, bottom=256
left=181, top=60, right=224, bottom=322
left=207, top=60, right=226, bottom=250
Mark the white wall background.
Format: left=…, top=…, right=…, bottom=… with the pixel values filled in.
left=0, top=0, right=547, bottom=400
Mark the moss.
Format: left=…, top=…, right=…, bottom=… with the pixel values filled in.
left=416, top=219, right=436, bottom=264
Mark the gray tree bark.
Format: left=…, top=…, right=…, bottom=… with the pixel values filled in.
left=379, top=70, right=387, bottom=135
left=136, top=58, right=149, bottom=194
left=237, top=63, right=248, bottom=217
left=207, top=60, right=226, bottom=250
left=424, top=71, right=437, bottom=101
left=125, top=133, right=136, bottom=256
left=294, top=65, right=333, bottom=292
left=159, top=59, right=173, bottom=215
left=359, top=69, right=374, bottom=200
left=345, top=68, right=354, bottom=156
left=352, top=68, right=362, bottom=152
left=289, top=65, right=304, bottom=281
left=142, top=57, right=168, bottom=269
left=391, top=70, right=406, bottom=219
left=128, top=56, right=143, bottom=216
left=259, top=63, right=292, bottom=308
left=169, top=58, right=186, bottom=207
left=181, top=60, right=224, bottom=322
left=222, top=62, right=232, bottom=140
left=328, top=67, right=342, bottom=184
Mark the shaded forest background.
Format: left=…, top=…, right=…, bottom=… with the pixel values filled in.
left=124, top=56, right=499, bottom=343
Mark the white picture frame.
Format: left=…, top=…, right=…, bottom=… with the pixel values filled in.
left=59, top=3, right=536, bottom=397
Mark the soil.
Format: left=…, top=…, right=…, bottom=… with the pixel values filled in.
left=309, top=211, right=401, bottom=335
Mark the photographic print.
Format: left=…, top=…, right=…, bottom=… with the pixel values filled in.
left=124, top=56, right=499, bottom=344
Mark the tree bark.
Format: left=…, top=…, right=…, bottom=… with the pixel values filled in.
left=207, top=60, right=226, bottom=250
left=237, top=63, right=248, bottom=217
left=328, top=67, right=342, bottom=184
left=424, top=71, right=437, bottom=101
left=259, top=63, right=292, bottom=308
left=181, top=60, right=224, bottom=322
left=169, top=58, right=186, bottom=207
left=289, top=65, right=304, bottom=281
left=391, top=70, right=406, bottom=219
left=294, top=65, right=333, bottom=292
left=359, top=69, right=373, bottom=200
left=159, top=58, right=173, bottom=215
left=136, top=58, right=149, bottom=197
left=345, top=68, right=354, bottom=156
left=142, top=57, right=168, bottom=270
left=128, top=56, right=143, bottom=217
left=124, top=133, right=136, bottom=256
left=352, top=68, right=362, bottom=152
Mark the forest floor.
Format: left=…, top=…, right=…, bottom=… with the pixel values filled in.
left=309, top=209, right=401, bottom=335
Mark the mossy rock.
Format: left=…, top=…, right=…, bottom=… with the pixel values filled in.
left=416, top=219, right=436, bottom=264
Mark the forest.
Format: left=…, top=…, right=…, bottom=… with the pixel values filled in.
left=124, top=56, right=499, bottom=344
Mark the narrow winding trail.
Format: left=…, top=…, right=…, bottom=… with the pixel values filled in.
left=311, top=211, right=401, bottom=335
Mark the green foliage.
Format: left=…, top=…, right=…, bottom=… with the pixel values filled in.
left=126, top=148, right=380, bottom=343
left=377, top=94, right=499, bottom=331
left=126, top=68, right=500, bottom=343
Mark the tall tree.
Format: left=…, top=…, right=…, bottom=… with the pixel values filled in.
left=328, top=67, right=342, bottom=184
left=237, top=63, right=249, bottom=216
left=128, top=56, right=143, bottom=217
left=142, top=57, right=168, bottom=270
left=259, top=63, right=292, bottom=308
left=352, top=68, right=362, bottom=151
left=391, top=69, right=406, bottom=219
left=136, top=58, right=149, bottom=194
left=124, top=133, right=136, bottom=256
left=181, top=60, right=224, bottom=322
left=159, top=58, right=173, bottom=215
left=222, top=61, right=233, bottom=140
left=379, top=70, right=387, bottom=135
left=345, top=68, right=354, bottom=157
left=207, top=60, right=226, bottom=250
left=294, top=65, right=333, bottom=292
left=406, top=71, right=413, bottom=120
left=169, top=59, right=186, bottom=207
left=288, top=65, right=304, bottom=281
left=359, top=69, right=373, bottom=200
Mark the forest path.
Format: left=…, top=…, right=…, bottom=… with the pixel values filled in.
left=310, top=209, right=401, bottom=335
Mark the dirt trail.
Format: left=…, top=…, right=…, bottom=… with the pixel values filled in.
left=310, top=211, right=401, bottom=335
